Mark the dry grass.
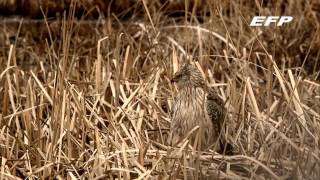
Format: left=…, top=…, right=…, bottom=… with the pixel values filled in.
left=0, top=1, right=320, bottom=179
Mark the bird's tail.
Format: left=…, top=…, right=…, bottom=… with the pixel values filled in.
left=218, top=140, right=234, bottom=155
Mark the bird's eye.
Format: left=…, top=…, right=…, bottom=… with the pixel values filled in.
left=175, top=73, right=184, bottom=80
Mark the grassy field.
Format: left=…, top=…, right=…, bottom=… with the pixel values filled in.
left=0, top=1, right=319, bottom=179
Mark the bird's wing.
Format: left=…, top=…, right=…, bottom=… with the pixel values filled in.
left=206, top=88, right=234, bottom=155
left=206, top=88, right=225, bottom=134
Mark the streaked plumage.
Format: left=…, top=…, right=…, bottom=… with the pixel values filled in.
left=169, top=63, right=229, bottom=152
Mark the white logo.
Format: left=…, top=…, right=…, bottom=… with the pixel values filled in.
left=250, top=16, right=293, bottom=26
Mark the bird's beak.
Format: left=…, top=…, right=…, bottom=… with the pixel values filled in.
left=171, top=77, right=177, bottom=83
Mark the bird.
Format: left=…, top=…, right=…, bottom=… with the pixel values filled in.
left=168, top=62, right=232, bottom=154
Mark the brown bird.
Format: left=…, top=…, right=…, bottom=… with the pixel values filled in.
left=169, top=62, right=232, bottom=153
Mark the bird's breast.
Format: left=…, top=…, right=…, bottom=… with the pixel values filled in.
left=171, top=88, right=211, bottom=132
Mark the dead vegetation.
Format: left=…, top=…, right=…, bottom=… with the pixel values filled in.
left=0, top=0, right=320, bottom=179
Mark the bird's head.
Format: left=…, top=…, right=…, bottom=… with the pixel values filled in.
left=171, top=63, right=205, bottom=88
